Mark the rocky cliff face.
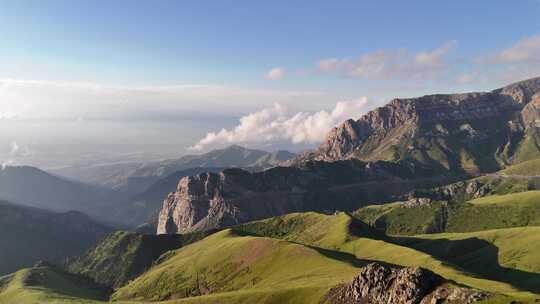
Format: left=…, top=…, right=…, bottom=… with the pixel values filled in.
left=157, top=160, right=433, bottom=234
left=297, top=77, right=540, bottom=173
left=322, top=263, right=488, bottom=304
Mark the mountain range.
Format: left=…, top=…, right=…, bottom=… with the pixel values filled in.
left=52, top=145, right=296, bottom=195
left=3, top=77, right=540, bottom=303
left=297, top=77, right=540, bottom=171
left=0, top=200, right=110, bottom=276
left=0, top=146, right=296, bottom=229
left=0, top=165, right=121, bottom=221
left=157, top=77, right=540, bottom=235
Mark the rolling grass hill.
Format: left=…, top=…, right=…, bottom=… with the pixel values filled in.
left=447, top=191, right=540, bottom=232
left=112, top=229, right=362, bottom=303
left=235, top=212, right=539, bottom=301
left=394, top=226, right=540, bottom=294
left=500, top=158, right=540, bottom=176
left=0, top=263, right=108, bottom=304
left=353, top=190, right=540, bottom=235
left=3, top=212, right=540, bottom=303
left=353, top=201, right=444, bottom=235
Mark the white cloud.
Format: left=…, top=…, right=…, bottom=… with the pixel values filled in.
left=316, top=41, right=457, bottom=79
left=190, top=97, right=369, bottom=151
left=456, top=73, right=475, bottom=84
left=489, top=34, right=540, bottom=64
left=0, top=79, right=325, bottom=119
left=0, top=112, right=19, bottom=120
left=1, top=141, right=32, bottom=169
left=316, top=58, right=340, bottom=72
left=9, top=142, right=19, bottom=156
left=266, top=67, right=287, bottom=80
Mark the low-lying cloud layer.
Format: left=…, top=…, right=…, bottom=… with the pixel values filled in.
left=190, top=97, right=369, bottom=151
left=0, top=79, right=324, bottom=120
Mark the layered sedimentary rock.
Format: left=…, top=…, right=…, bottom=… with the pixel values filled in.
left=296, top=77, right=540, bottom=173
left=157, top=160, right=429, bottom=234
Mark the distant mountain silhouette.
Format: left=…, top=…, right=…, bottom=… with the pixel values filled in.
left=53, top=145, right=296, bottom=196
left=0, top=165, right=121, bottom=220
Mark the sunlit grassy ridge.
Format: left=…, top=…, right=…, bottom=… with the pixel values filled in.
left=353, top=201, right=443, bottom=235
left=501, top=158, right=540, bottom=176
left=236, top=212, right=539, bottom=300
left=112, top=229, right=361, bottom=303
left=4, top=212, right=540, bottom=303
left=354, top=190, right=540, bottom=234
left=447, top=191, right=540, bottom=232
left=0, top=264, right=107, bottom=304
left=234, top=212, right=373, bottom=248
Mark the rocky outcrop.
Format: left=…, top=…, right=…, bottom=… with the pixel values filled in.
left=521, top=93, right=540, bottom=128
left=322, top=263, right=488, bottom=304
left=401, top=197, right=433, bottom=208
left=298, top=77, right=540, bottom=173
left=157, top=160, right=435, bottom=234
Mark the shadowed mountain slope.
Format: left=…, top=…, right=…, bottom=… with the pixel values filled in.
left=66, top=229, right=214, bottom=289
left=0, top=166, right=120, bottom=219
left=54, top=146, right=295, bottom=195
left=0, top=200, right=111, bottom=275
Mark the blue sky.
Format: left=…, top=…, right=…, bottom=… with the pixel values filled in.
left=1, top=1, right=539, bottom=87
left=1, top=1, right=540, bottom=159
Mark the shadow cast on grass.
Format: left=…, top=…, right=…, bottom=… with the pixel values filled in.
left=388, top=235, right=540, bottom=294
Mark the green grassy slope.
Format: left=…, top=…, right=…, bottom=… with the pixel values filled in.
left=66, top=230, right=213, bottom=289
left=234, top=212, right=376, bottom=249
left=354, top=191, right=540, bottom=235
left=0, top=263, right=108, bottom=304
left=4, top=212, right=540, bottom=303
left=112, top=229, right=361, bottom=303
left=395, top=227, right=540, bottom=294
left=236, top=212, right=539, bottom=300
left=513, top=128, right=540, bottom=164
left=353, top=201, right=445, bottom=235
left=353, top=118, right=528, bottom=175
left=446, top=191, right=540, bottom=232
left=501, top=158, right=540, bottom=176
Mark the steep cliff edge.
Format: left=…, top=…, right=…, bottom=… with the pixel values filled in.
left=157, top=160, right=433, bottom=234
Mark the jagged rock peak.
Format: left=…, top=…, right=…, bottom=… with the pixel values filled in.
left=322, top=263, right=488, bottom=304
